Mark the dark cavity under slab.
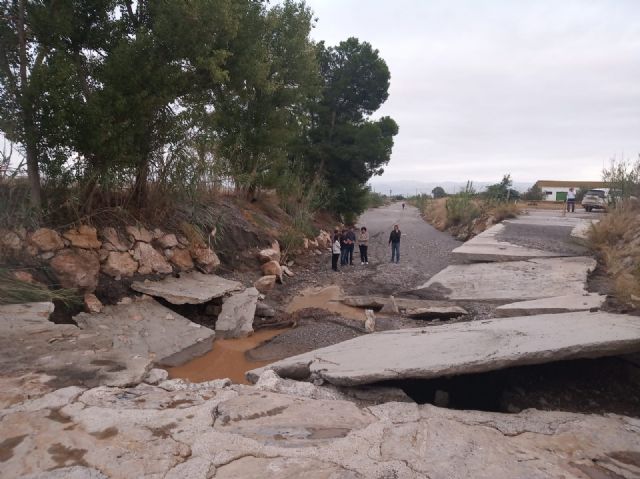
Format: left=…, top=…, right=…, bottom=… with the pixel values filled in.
left=376, top=356, right=640, bottom=417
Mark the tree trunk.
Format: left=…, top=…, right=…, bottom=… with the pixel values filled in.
left=17, top=0, right=42, bottom=209
left=131, top=160, right=149, bottom=208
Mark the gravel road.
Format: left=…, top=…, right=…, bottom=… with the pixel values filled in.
left=327, top=201, right=462, bottom=296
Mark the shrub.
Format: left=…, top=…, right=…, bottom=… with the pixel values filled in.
left=0, top=269, right=81, bottom=306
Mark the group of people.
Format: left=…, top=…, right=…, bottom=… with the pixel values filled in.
left=331, top=224, right=402, bottom=271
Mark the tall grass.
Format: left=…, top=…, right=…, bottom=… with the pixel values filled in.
left=588, top=200, right=640, bottom=304
left=0, top=269, right=81, bottom=306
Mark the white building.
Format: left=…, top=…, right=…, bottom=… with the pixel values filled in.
left=533, top=180, right=609, bottom=202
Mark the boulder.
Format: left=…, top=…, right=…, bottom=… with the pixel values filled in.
left=50, top=248, right=100, bottom=292
left=100, top=227, right=131, bottom=252
left=316, top=230, right=332, bottom=248
left=156, top=233, right=178, bottom=249
left=83, top=293, right=103, bottom=314
left=0, top=229, right=22, bottom=255
left=12, top=270, right=38, bottom=284
left=248, top=311, right=640, bottom=386
left=133, top=242, right=173, bottom=275
left=29, top=228, right=64, bottom=252
left=257, top=248, right=281, bottom=264
left=126, top=225, right=153, bottom=243
left=144, top=368, right=169, bottom=385
left=169, top=248, right=194, bottom=271
left=261, top=260, right=283, bottom=281
left=101, top=251, right=138, bottom=279
left=63, top=225, right=101, bottom=249
left=191, top=247, right=220, bottom=273
left=254, top=275, right=277, bottom=294
left=255, top=302, right=276, bottom=318
left=215, top=287, right=260, bottom=338
left=131, top=271, right=243, bottom=305
left=281, top=265, right=294, bottom=277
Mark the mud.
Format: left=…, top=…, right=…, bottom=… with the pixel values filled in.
left=167, top=328, right=287, bottom=384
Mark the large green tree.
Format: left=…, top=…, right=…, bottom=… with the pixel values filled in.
left=306, top=37, right=398, bottom=218
left=212, top=0, right=319, bottom=198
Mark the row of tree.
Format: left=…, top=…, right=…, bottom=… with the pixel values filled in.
left=0, top=0, right=397, bottom=219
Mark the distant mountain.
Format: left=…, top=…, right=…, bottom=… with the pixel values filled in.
left=368, top=179, right=534, bottom=196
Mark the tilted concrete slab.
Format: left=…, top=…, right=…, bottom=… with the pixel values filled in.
left=416, top=256, right=596, bottom=301
left=452, top=222, right=565, bottom=262
left=247, top=311, right=640, bottom=386
left=342, top=296, right=468, bottom=318
left=131, top=271, right=243, bottom=304
left=216, top=287, right=260, bottom=338
left=495, top=293, right=606, bottom=317
left=74, top=298, right=215, bottom=367
left=0, top=302, right=55, bottom=332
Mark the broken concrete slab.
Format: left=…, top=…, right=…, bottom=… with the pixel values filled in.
left=215, top=287, right=260, bottom=338
left=495, top=293, right=606, bottom=317
left=0, top=302, right=55, bottom=330
left=570, top=219, right=598, bottom=244
left=131, top=271, right=243, bottom=304
left=248, top=311, right=640, bottom=386
left=341, top=296, right=468, bottom=317
left=74, top=298, right=215, bottom=367
left=417, top=256, right=596, bottom=301
left=3, top=378, right=640, bottom=478
left=452, top=222, right=566, bottom=262
left=405, top=305, right=468, bottom=319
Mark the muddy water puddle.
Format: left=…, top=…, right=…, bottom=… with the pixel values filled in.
left=286, top=285, right=365, bottom=321
left=168, top=328, right=287, bottom=385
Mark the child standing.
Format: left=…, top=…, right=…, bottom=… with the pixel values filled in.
left=332, top=231, right=341, bottom=272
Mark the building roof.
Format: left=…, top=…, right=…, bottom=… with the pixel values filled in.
left=534, top=180, right=609, bottom=188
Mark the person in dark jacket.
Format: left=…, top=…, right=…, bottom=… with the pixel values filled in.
left=340, top=229, right=348, bottom=265
left=345, top=226, right=356, bottom=265
left=388, top=224, right=401, bottom=263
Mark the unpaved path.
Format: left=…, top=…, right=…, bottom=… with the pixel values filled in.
left=276, top=202, right=462, bottom=300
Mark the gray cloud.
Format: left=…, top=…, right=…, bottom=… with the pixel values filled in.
left=307, top=0, right=640, bottom=183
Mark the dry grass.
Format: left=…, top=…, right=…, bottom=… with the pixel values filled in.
left=588, top=200, right=640, bottom=305
left=0, top=269, right=81, bottom=306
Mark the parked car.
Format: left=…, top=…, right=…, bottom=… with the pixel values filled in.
left=581, top=189, right=608, bottom=212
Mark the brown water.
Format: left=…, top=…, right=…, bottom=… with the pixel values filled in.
left=167, top=328, right=287, bottom=384
left=286, top=285, right=365, bottom=321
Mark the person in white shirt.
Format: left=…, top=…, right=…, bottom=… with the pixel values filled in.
left=567, top=187, right=576, bottom=213
left=331, top=230, right=341, bottom=271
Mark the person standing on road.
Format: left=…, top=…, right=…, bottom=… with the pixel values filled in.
left=402, top=202, right=405, bottom=210
left=346, top=226, right=356, bottom=265
left=332, top=230, right=341, bottom=272
left=389, top=224, right=401, bottom=263
left=340, top=229, right=348, bottom=266
left=567, top=187, right=576, bottom=213
left=358, top=226, right=369, bottom=264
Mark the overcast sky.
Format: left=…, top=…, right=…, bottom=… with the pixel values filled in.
left=306, top=0, right=640, bottom=184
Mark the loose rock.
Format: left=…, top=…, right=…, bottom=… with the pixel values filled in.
left=101, top=251, right=138, bottom=279
left=254, top=275, right=277, bottom=294
left=191, top=247, right=220, bottom=273
left=29, top=228, right=64, bottom=252
left=133, top=242, right=173, bottom=275
left=50, top=248, right=100, bottom=292
left=83, top=293, right=103, bottom=314
left=126, top=225, right=154, bottom=243
left=63, top=225, right=102, bottom=249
